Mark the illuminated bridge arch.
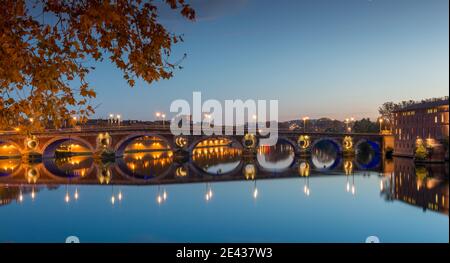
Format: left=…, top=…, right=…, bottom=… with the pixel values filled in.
left=41, top=136, right=95, bottom=158
left=42, top=157, right=96, bottom=179
left=187, top=136, right=243, bottom=154
left=0, top=139, right=24, bottom=157
left=114, top=133, right=174, bottom=157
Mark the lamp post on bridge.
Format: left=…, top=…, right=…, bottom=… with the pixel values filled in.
left=302, top=117, right=309, bottom=133
left=108, top=113, right=122, bottom=126
left=109, top=114, right=114, bottom=125
left=345, top=117, right=355, bottom=133
left=117, top=114, right=121, bottom=127
left=155, top=112, right=166, bottom=128
left=162, top=113, right=166, bottom=128
left=378, top=118, right=384, bottom=134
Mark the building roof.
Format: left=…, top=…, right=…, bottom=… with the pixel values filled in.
left=393, top=97, right=449, bottom=112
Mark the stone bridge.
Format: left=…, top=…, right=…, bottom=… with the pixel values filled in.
left=0, top=125, right=393, bottom=160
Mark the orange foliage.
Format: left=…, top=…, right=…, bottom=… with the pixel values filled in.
left=0, top=0, right=195, bottom=132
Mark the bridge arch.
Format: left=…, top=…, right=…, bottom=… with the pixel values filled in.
left=42, top=157, right=96, bottom=179
left=40, top=136, right=95, bottom=158
left=256, top=138, right=297, bottom=173
left=310, top=138, right=342, bottom=170
left=114, top=160, right=175, bottom=182
left=114, top=133, right=174, bottom=157
left=187, top=135, right=243, bottom=154
left=0, top=139, right=24, bottom=156
left=0, top=158, right=24, bottom=177
left=276, top=136, right=300, bottom=153
left=354, top=139, right=381, bottom=170
left=188, top=159, right=244, bottom=178
left=354, top=139, right=381, bottom=155
left=310, top=137, right=343, bottom=154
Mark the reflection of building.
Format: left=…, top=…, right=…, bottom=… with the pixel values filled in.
left=0, top=186, right=39, bottom=206
left=192, top=147, right=242, bottom=167
left=381, top=158, right=448, bottom=214
left=392, top=97, right=449, bottom=160
left=257, top=144, right=294, bottom=163
left=0, top=186, right=20, bottom=206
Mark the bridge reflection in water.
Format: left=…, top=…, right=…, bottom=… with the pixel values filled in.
left=0, top=140, right=448, bottom=215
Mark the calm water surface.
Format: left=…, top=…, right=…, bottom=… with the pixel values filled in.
left=0, top=140, right=448, bottom=243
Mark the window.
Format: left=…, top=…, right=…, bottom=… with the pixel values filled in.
left=435, top=116, right=438, bottom=123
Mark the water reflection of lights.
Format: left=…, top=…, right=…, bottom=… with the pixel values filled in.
left=156, top=186, right=168, bottom=205
left=193, top=146, right=242, bottom=175
left=31, top=187, right=36, bottom=200
left=110, top=185, right=123, bottom=205
left=118, top=190, right=123, bottom=201
left=344, top=160, right=353, bottom=175
left=65, top=192, right=70, bottom=203
left=244, top=164, right=256, bottom=180
left=122, top=151, right=173, bottom=178
left=26, top=168, right=40, bottom=183
left=298, top=161, right=310, bottom=177
left=303, top=177, right=311, bottom=196
left=98, top=168, right=112, bottom=184
left=18, top=187, right=24, bottom=203
left=74, top=188, right=79, bottom=200
left=0, top=159, right=21, bottom=174
left=345, top=174, right=356, bottom=196
left=205, top=183, right=213, bottom=202
left=252, top=181, right=259, bottom=200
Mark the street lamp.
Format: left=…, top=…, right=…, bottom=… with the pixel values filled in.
left=379, top=118, right=383, bottom=133
left=116, top=114, right=121, bottom=127
left=161, top=113, right=166, bottom=127
left=155, top=112, right=161, bottom=126
left=302, top=117, right=309, bottom=133
left=345, top=117, right=354, bottom=133
left=109, top=114, right=114, bottom=125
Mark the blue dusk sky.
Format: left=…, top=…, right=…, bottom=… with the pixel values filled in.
left=87, top=0, right=449, bottom=121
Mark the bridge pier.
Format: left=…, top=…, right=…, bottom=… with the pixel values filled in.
left=22, top=152, right=42, bottom=163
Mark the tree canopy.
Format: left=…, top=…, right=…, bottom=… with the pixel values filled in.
left=0, top=0, right=195, bottom=132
